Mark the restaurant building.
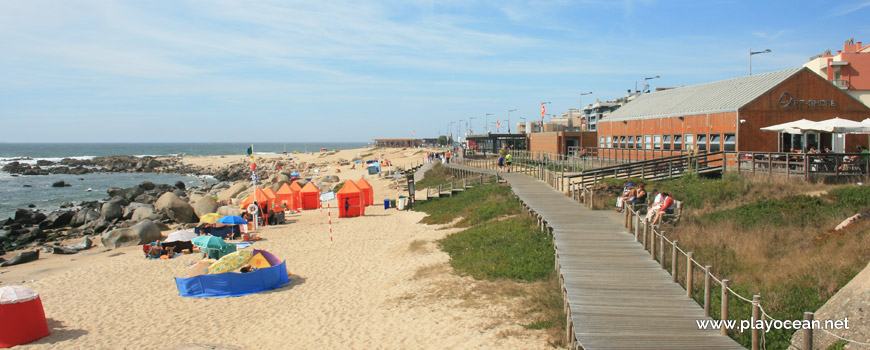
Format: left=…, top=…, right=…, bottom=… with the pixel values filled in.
left=527, top=131, right=598, bottom=156
left=373, top=139, right=421, bottom=148
left=596, top=67, right=870, bottom=157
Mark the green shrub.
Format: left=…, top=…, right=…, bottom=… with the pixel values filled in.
left=701, top=195, right=839, bottom=229
left=829, top=185, right=870, bottom=210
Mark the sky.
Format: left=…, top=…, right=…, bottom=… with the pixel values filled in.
left=2, top=0, right=870, bottom=142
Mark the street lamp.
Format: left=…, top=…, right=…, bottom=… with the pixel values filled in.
left=507, top=109, right=517, bottom=133
left=643, top=76, right=659, bottom=93
left=458, top=119, right=464, bottom=143
left=579, top=92, right=592, bottom=108
left=749, top=49, right=771, bottom=75
left=485, top=112, right=493, bottom=133
left=448, top=121, right=454, bottom=144
left=469, top=116, right=476, bottom=135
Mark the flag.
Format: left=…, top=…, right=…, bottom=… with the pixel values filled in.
left=496, top=120, right=501, bottom=131
left=541, top=103, right=545, bottom=117
left=252, top=171, right=258, bottom=184
left=246, top=145, right=253, bottom=156
left=412, top=130, right=415, bottom=137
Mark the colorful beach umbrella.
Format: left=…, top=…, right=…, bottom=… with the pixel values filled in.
left=191, top=235, right=228, bottom=250
left=217, top=215, right=248, bottom=225
left=165, top=230, right=197, bottom=243
left=199, top=213, right=223, bottom=224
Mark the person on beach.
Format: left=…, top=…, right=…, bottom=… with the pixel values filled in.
left=446, top=151, right=451, bottom=164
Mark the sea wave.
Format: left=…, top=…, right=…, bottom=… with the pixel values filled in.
left=253, top=152, right=277, bottom=155
left=0, top=156, right=96, bottom=166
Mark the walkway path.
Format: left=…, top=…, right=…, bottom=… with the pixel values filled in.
left=445, top=164, right=744, bottom=350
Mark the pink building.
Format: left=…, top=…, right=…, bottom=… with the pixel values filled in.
left=804, top=38, right=870, bottom=106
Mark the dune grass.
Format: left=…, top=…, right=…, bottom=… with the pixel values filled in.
left=414, top=162, right=454, bottom=190
left=413, top=182, right=566, bottom=346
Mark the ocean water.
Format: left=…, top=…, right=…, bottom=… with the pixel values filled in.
left=0, top=142, right=369, bottom=220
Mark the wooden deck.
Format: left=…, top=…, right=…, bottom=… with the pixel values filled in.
left=445, top=163, right=744, bottom=350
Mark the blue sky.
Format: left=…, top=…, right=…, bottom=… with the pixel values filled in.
left=2, top=0, right=870, bottom=142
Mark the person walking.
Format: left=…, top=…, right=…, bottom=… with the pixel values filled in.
left=505, top=152, right=513, bottom=173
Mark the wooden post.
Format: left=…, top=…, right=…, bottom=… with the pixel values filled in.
left=627, top=209, right=633, bottom=233
left=624, top=206, right=629, bottom=228
left=803, top=312, right=814, bottom=349
left=752, top=295, right=761, bottom=350
left=659, top=232, right=665, bottom=268
left=686, top=252, right=694, bottom=298
left=704, top=265, right=712, bottom=317
left=634, top=215, right=640, bottom=242
left=590, top=189, right=595, bottom=209
left=642, top=221, right=648, bottom=249
left=650, top=228, right=656, bottom=260
left=721, top=279, right=729, bottom=336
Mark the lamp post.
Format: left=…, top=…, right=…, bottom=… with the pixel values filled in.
left=507, top=109, right=517, bottom=133
left=643, top=76, right=659, bottom=93
left=540, top=102, right=551, bottom=132
left=469, top=116, right=476, bottom=135
left=749, top=49, right=771, bottom=75
left=458, top=119, right=464, bottom=144
left=448, top=122, right=454, bottom=145
left=485, top=112, right=493, bottom=133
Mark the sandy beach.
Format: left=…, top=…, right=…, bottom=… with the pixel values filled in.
left=2, top=147, right=551, bottom=350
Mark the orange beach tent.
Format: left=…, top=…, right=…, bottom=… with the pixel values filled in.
left=263, top=187, right=278, bottom=209
left=289, top=181, right=303, bottom=210
left=299, top=182, right=321, bottom=210
left=356, top=178, right=374, bottom=206
left=276, top=183, right=295, bottom=210
left=239, top=187, right=271, bottom=210
left=337, top=180, right=365, bottom=218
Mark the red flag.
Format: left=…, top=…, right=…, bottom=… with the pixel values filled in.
left=497, top=120, right=501, bottom=128
left=541, top=103, right=545, bottom=117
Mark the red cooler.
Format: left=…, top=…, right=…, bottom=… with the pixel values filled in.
left=0, top=286, right=50, bottom=348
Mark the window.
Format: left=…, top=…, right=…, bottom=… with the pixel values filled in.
left=724, top=133, right=736, bottom=151
left=696, top=134, right=707, bottom=151
left=709, top=134, right=721, bottom=152
left=606, top=136, right=612, bottom=148
left=627, top=136, right=634, bottom=149
left=684, top=134, right=694, bottom=151
left=653, top=135, right=662, bottom=150
left=673, top=134, right=682, bottom=151
left=599, top=136, right=605, bottom=148
left=644, top=135, right=652, bottom=150
left=663, top=135, right=671, bottom=150
left=619, top=136, right=627, bottom=148
left=635, top=135, right=642, bottom=149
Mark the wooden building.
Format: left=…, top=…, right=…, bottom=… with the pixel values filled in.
left=466, top=133, right=527, bottom=155
left=597, top=68, right=870, bottom=158
left=527, top=131, right=598, bottom=156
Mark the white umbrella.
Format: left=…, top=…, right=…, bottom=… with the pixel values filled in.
left=801, top=117, right=870, bottom=134
left=165, top=230, right=198, bottom=243
left=760, top=119, right=816, bottom=135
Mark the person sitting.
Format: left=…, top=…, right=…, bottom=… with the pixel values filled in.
left=650, top=192, right=675, bottom=226
left=146, top=243, right=163, bottom=259
left=615, top=183, right=634, bottom=213
left=645, top=190, right=663, bottom=223
left=631, top=183, right=647, bottom=210
left=838, top=146, right=864, bottom=171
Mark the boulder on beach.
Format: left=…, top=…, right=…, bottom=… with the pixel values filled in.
left=101, top=198, right=127, bottom=221
left=131, top=205, right=162, bottom=222
left=216, top=205, right=242, bottom=218
left=71, top=208, right=100, bottom=228
left=41, top=210, right=75, bottom=229
left=51, top=180, right=71, bottom=187
left=101, top=219, right=162, bottom=248
left=0, top=250, right=39, bottom=267
left=217, top=182, right=248, bottom=202
left=155, top=192, right=197, bottom=223
left=192, top=196, right=219, bottom=217
left=123, top=202, right=151, bottom=219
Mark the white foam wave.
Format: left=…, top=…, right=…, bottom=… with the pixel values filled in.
left=0, top=156, right=96, bottom=166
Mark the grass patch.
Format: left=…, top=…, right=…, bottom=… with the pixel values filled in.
left=413, top=183, right=521, bottom=227
left=412, top=182, right=565, bottom=346
left=414, top=162, right=454, bottom=189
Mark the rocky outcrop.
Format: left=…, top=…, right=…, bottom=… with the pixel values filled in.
left=218, top=182, right=248, bottom=202
left=52, top=180, right=71, bottom=187
left=216, top=205, right=242, bottom=218
left=155, top=192, right=197, bottom=223
left=101, top=198, right=127, bottom=221
left=192, top=196, right=219, bottom=217
left=101, top=220, right=162, bottom=248
left=131, top=206, right=162, bottom=222
left=40, top=210, right=75, bottom=229
left=0, top=250, right=39, bottom=267
left=71, top=208, right=100, bottom=228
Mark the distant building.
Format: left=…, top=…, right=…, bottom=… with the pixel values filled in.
left=527, top=131, right=598, bottom=156
left=803, top=38, right=870, bottom=106
left=580, top=100, right=621, bottom=131
left=373, top=139, right=421, bottom=148
left=466, top=133, right=527, bottom=155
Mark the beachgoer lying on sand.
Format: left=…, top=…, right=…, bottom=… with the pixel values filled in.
left=240, top=264, right=258, bottom=273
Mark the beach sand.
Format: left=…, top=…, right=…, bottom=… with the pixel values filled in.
left=3, top=147, right=551, bottom=350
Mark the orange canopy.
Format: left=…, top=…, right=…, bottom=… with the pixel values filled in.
left=299, top=182, right=321, bottom=210
left=240, top=187, right=271, bottom=209
left=337, top=180, right=364, bottom=218
left=356, top=178, right=374, bottom=206
left=276, top=183, right=295, bottom=210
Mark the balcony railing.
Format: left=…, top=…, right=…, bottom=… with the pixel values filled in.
left=832, top=79, right=850, bottom=89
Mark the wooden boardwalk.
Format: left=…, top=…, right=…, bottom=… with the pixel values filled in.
left=445, top=163, right=744, bottom=350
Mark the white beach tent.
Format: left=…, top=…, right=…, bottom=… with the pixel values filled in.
left=801, top=117, right=870, bottom=134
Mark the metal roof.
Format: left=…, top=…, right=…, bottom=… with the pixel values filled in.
left=603, top=68, right=803, bottom=122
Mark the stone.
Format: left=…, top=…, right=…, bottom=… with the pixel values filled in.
left=217, top=182, right=249, bottom=202
left=51, top=180, right=71, bottom=187
left=60, top=201, right=75, bottom=208
left=137, top=181, right=156, bottom=191
left=131, top=205, right=161, bottom=222
left=71, top=208, right=100, bottom=228
left=13, top=209, right=34, bottom=224
left=216, top=205, right=242, bottom=218
left=68, top=236, right=93, bottom=250
left=51, top=245, right=79, bottom=255
left=42, top=210, right=75, bottom=229
left=192, top=196, right=219, bottom=217
left=101, top=198, right=125, bottom=221
left=155, top=192, right=197, bottom=223
left=0, top=250, right=39, bottom=267
left=91, top=220, right=112, bottom=234
left=175, top=181, right=187, bottom=191
left=123, top=202, right=151, bottom=219
left=101, top=219, right=162, bottom=248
